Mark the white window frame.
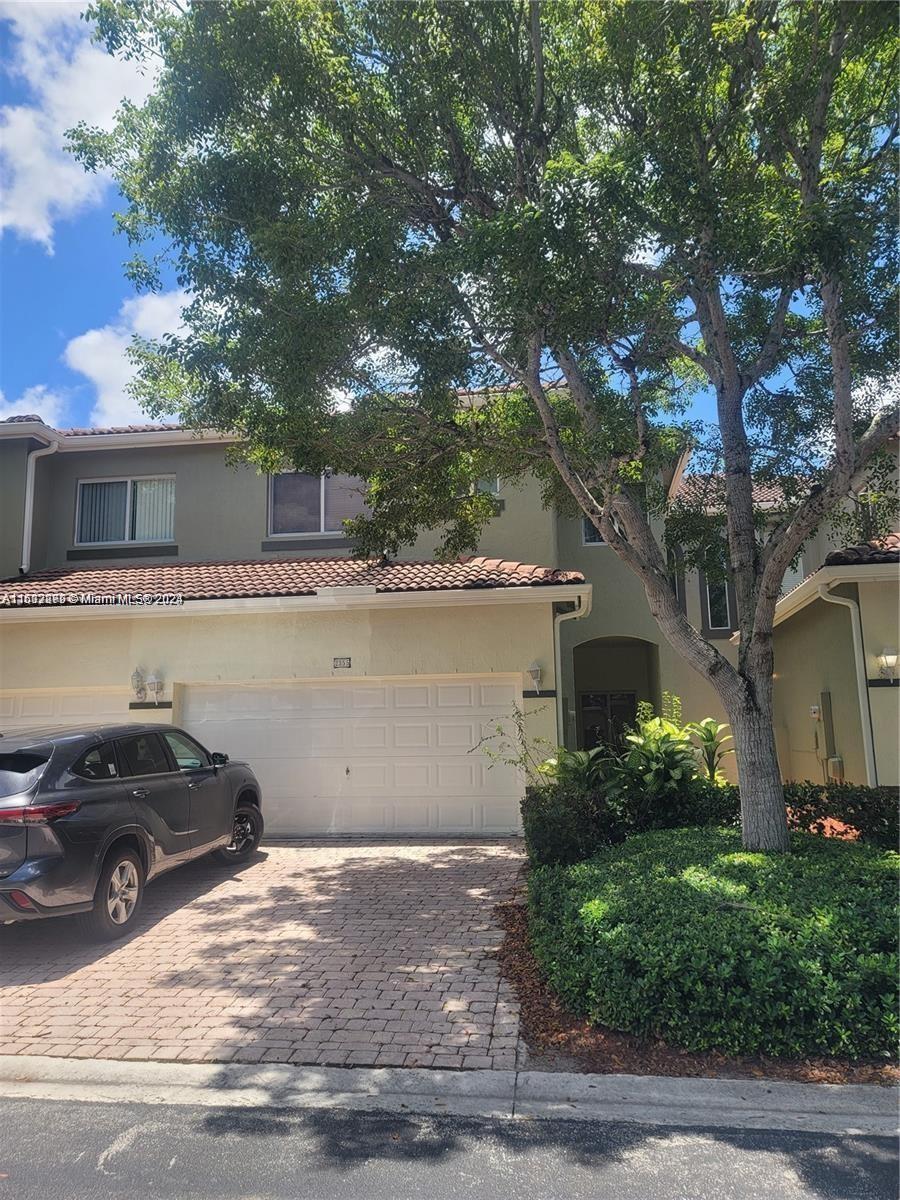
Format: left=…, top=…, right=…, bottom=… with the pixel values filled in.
left=582, top=516, right=609, bottom=546
left=704, top=576, right=732, bottom=630
left=74, top=475, right=176, bottom=547
left=267, top=471, right=364, bottom=539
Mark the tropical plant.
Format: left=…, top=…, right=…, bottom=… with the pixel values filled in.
left=688, top=718, right=734, bottom=783
left=538, top=747, right=610, bottom=791
left=74, top=0, right=899, bottom=850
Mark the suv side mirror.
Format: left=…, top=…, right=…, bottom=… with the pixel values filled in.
left=211, top=751, right=229, bottom=767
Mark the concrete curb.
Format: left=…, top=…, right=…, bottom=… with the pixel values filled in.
left=0, top=1055, right=895, bottom=1135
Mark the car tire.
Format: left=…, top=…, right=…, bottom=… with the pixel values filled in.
left=78, top=848, right=145, bottom=942
left=213, top=804, right=263, bottom=865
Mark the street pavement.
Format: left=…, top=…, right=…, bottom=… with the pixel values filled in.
left=0, top=1095, right=896, bottom=1200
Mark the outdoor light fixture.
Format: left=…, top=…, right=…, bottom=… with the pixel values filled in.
left=130, top=668, right=147, bottom=702
left=145, top=673, right=165, bottom=704
left=527, top=661, right=542, bottom=693
left=877, top=647, right=898, bottom=681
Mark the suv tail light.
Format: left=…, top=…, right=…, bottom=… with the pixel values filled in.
left=0, top=801, right=81, bottom=825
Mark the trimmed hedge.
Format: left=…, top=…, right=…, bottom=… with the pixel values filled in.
left=522, top=778, right=740, bottom=866
left=522, top=779, right=898, bottom=867
left=785, top=781, right=899, bottom=850
left=528, top=827, right=899, bottom=1059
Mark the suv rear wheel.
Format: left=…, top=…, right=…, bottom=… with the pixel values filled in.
left=78, top=848, right=145, bottom=942
left=214, top=803, right=263, bottom=865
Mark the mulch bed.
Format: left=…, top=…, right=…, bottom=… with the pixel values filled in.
left=495, top=895, right=899, bottom=1086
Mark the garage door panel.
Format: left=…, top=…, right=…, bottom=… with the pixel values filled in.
left=182, top=675, right=523, bottom=835
left=1, top=689, right=130, bottom=729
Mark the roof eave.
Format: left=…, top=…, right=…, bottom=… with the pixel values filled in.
left=0, top=581, right=592, bottom=623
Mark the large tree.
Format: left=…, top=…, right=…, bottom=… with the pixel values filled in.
left=75, top=0, right=897, bottom=850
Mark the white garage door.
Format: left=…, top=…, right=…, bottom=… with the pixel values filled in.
left=0, top=689, right=131, bottom=732
left=182, top=676, right=523, bottom=836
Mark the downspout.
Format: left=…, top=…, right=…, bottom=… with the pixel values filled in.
left=20, top=439, right=58, bottom=575
left=817, top=582, right=877, bottom=786
left=553, top=589, right=592, bottom=746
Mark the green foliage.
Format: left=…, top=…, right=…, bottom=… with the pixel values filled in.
left=785, top=781, right=899, bottom=850
left=521, top=782, right=615, bottom=869
left=474, top=704, right=554, bottom=789
left=528, top=828, right=899, bottom=1059
left=69, top=0, right=897, bottom=565
left=687, top=718, right=734, bottom=783
left=537, top=747, right=610, bottom=791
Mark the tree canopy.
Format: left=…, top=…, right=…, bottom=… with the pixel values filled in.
left=74, top=0, right=898, bottom=850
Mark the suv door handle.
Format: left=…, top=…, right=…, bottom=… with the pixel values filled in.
left=187, top=781, right=202, bottom=789
left=131, top=788, right=150, bottom=799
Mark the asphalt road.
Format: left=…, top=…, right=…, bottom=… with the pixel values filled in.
left=0, top=1097, right=896, bottom=1200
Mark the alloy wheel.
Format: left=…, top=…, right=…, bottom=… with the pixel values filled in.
left=106, top=861, right=139, bottom=925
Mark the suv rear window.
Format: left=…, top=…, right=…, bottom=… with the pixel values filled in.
left=72, top=743, right=118, bottom=781
left=0, top=752, right=51, bottom=798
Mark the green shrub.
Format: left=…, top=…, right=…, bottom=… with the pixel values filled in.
left=528, top=827, right=899, bottom=1059
left=521, top=782, right=622, bottom=866
left=784, top=780, right=899, bottom=849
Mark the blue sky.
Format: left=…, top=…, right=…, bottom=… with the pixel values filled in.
left=1, top=2, right=181, bottom=429
left=1, top=4, right=718, bottom=434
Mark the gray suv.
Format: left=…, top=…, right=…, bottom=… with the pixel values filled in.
left=0, top=724, right=263, bottom=940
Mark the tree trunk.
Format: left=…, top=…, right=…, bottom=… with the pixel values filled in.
left=727, top=692, right=790, bottom=853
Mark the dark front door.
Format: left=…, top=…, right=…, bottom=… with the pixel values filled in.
left=116, top=732, right=192, bottom=871
left=580, top=691, right=638, bottom=750
left=161, top=729, right=233, bottom=857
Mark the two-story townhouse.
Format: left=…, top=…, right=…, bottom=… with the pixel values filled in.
left=1, top=413, right=896, bottom=837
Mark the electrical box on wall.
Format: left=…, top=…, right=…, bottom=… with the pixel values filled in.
left=827, top=756, right=845, bottom=782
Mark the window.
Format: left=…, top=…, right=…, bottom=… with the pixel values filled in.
left=269, top=472, right=367, bottom=536
left=0, top=753, right=50, bottom=797
left=705, top=576, right=732, bottom=630
left=582, top=518, right=605, bottom=545
left=163, top=731, right=209, bottom=771
left=116, top=733, right=172, bottom=777
left=72, top=743, right=118, bottom=781
left=780, top=556, right=805, bottom=597
left=476, top=477, right=501, bottom=496
left=76, top=477, right=175, bottom=545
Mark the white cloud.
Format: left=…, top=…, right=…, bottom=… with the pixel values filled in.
left=0, top=384, right=69, bottom=426
left=0, top=1, right=156, bottom=248
left=64, top=289, right=187, bottom=426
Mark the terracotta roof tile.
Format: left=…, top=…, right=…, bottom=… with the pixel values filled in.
left=824, top=532, right=900, bottom=567
left=674, top=474, right=793, bottom=507
left=0, top=556, right=584, bottom=608
left=61, top=422, right=184, bottom=436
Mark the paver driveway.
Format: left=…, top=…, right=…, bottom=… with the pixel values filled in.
left=0, top=841, right=524, bottom=1069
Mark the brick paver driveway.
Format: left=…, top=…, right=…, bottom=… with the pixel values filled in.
left=0, top=841, right=524, bottom=1070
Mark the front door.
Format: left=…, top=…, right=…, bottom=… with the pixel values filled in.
left=161, top=729, right=233, bottom=857
left=579, top=691, right=638, bottom=751
left=115, top=731, right=192, bottom=871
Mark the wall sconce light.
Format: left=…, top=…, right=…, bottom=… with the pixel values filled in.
left=131, top=668, right=147, bottom=702
left=145, top=672, right=165, bottom=705
left=877, top=647, right=897, bottom=681
left=527, top=661, right=542, bottom=693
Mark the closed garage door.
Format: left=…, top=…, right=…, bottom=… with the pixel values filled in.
left=0, top=689, right=131, bottom=732
left=182, top=675, right=523, bottom=836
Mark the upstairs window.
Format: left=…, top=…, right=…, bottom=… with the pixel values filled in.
left=76, top=477, right=175, bottom=545
left=582, top=518, right=605, bottom=545
left=269, top=472, right=368, bottom=536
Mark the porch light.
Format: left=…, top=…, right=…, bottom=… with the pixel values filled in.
left=877, top=648, right=897, bottom=680
left=130, top=668, right=147, bottom=702
left=527, top=662, right=542, bottom=693
left=145, top=673, right=165, bottom=704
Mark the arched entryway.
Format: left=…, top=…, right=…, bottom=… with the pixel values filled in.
left=572, top=636, right=661, bottom=750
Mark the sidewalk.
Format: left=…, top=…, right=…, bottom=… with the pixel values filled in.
left=1, top=1054, right=895, bottom=1136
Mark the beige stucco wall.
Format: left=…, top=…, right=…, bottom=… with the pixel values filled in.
left=858, top=580, right=900, bottom=786
left=0, top=440, right=30, bottom=579
left=0, top=601, right=558, bottom=750
left=772, top=584, right=867, bottom=784
left=406, top=474, right=557, bottom=568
